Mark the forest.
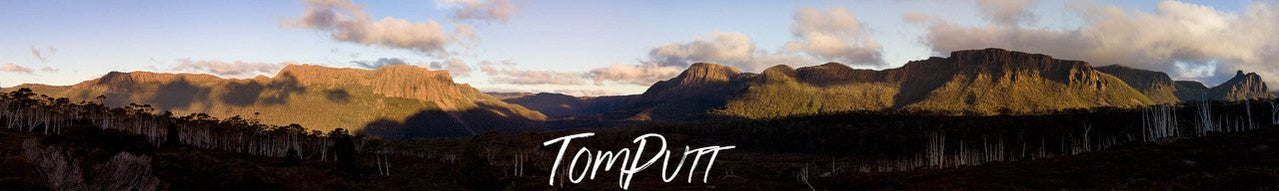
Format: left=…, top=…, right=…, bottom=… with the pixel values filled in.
left=3, top=87, right=1279, bottom=190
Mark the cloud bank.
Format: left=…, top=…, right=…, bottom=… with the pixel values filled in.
left=647, top=31, right=813, bottom=72
left=288, top=0, right=469, bottom=57
left=786, top=7, right=884, bottom=66
left=587, top=31, right=809, bottom=86
left=428, top=58, right=474, bottom=77
left=172, top=58, right=282, bottom=77
left=479, top=60, right=585, bottom=85
left=439, top=0, right=518, bottom=23
left=587, top=63, right=683, bottom=86
left=590, top=7, right=884, bottom=86
left=975, top=0, right=1035, bottom=26
left=910, top=0, right=1279, bottom=85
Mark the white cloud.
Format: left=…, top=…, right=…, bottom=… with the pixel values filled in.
left=910, top=1, right=1279, bottom=85
left=587, top=63, right=684, bottom=86
left=648, top=31, right=811, bottom=72
left=1, top=63, right=33, bottom=74
left=172, top=58, right=282, bottom=77
left=649, top=31, right=756, bottom=67
left=288, top=0, right=462, bottom=57
left=479, top=60, right=586, bottom=85
left=785, top=7, right=884, bottom=66
left=438, top=0, right=518, bottom=23
left=39, top=67, right=58, bottom=72
left=592, top=7, right=890, bottom=85
left=976, top=0, right=1035, bottom=26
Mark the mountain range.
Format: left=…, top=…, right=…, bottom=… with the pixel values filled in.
left=4, top=48, right=1272, bottom=138
left=501, top=48, right=1273, bottom=120
left=3, top=64, right=546, bottom=138
left=1095, top=65, right=1272, bottom=103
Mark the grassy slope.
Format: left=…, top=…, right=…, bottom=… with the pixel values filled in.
left=711, top=70, right=1152, bottom=119
left=9, top=82, right=437, bottom=133
left=906, top=73, right=1153, bottom=115
left=715, top=79, right=897, bottom=118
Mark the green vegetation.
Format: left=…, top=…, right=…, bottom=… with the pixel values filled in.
left=905, top=72, right=1152, bottom=115
left=715, top=79, right=897, bottom=118
left=4, top=88, right=1279, bottom=189
left=1, top=65, right=547, bottom=136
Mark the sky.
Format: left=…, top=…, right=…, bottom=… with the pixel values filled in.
left=0, top=0, right=1275, bottom=96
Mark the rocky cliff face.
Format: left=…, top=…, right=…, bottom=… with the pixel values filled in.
left=883, top=48, right=1151, bottom=114
left=625, top=48, right=1157, bottom=119
left=625, top=63, right=750, bottom=120
left=6, top=64, right=545, bottom=138
left=1096, top=66, right=1274, bottom=102
left=276, top=64, right=492, bottom=111
left=1212, top=71, right=1273, bottom=101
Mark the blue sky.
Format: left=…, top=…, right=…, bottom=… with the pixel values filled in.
left=0, top=0, right=1272, bottom=96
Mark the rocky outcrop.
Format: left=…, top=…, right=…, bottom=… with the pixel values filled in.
left=1211, top=70, right=1273, bottom=101
left=624, top=48, right=1157, bottom=119
left=277, top=64, right=490, bottom=111
left=5, top=64, right=545, bottom=138
left=886, top=48, right=1151, bottom=114
left=626, top=63, right=750, bottom=120
left=1096, top=66, right=1274, bottom=102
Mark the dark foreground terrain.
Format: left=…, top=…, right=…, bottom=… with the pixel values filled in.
left=4, top=120, right=1279, bottom=190
left=4, top=88, right=1279, bottom=190
left=829, top=128, right=1279, bottom=190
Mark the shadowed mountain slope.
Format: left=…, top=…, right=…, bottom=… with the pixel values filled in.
left=1211, top=71, right=1273, bottom=101
left=492, top=92, right=634, bottom=119
left=1095, top=65, right=1182, bottom=104
left=1096, top=66, right=1273, bottom=102
left=3, top=64, right=545, bottom=138
left=615, top=48, right=1159, bottom=120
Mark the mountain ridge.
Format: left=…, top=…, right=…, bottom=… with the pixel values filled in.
left=511, top=48, right=1268, bottom=120
left=1096, top=66, right=1273, bottom=102
left=3, top=64, right=546, bottom=138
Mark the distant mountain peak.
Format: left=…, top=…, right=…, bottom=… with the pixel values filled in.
left=622, top=48, right=1155, bottom=119
left=1094, top=65, right=1273, bottom=102
left=675, top=63, right=741, bottom=85
left=1213, top=70, right=1272, bottom=101
left=759, top=64, right=798, bottom=80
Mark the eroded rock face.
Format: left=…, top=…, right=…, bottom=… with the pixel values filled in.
left=626, top=63, right=750, bottom=120
left=623, top=48, right=1160, bottom=119
left=930, top=48, right=1105, bottom=86
left=882, top=48, right=1150, bottom=114
left=1213, top=70, right=1274, bottom=101
left=672, top=63, right=742, bottom=86
left=276, top=64, right=501, bottom=112
left=5, top=64, right=546, bottom=138
left=1097, top=66, right=1275, bottom=102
